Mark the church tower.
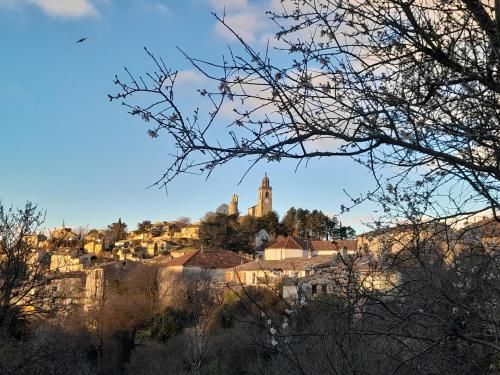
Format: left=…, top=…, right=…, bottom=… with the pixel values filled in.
left=228, top=194, right=239, bottom=216
left=256, top=174, right=272, bottom=217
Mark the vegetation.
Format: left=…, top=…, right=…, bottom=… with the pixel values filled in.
left=0, top=202, right=57, bottom=336
left=3, top=0, right=500, bottom=373
left=280, top=207, right=355, bottom=240
left=149, top=307, right=195, bottom=342
left=136, top=220, right=152, bottom=235
left=107, top=219, right=127, bottom=242
left=199, top=207, right=355, bottom=252
left=107, top=0, right=500, bottom=373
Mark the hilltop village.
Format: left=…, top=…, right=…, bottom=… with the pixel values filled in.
left=2, top=175, right=500, bottom=374
left=19, top=175, right=500, bottom=311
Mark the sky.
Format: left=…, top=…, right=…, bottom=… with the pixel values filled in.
left=0, top=0, right=377, bottom=233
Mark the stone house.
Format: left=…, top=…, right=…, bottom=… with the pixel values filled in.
left=162, top=249, right=251, bottom=281
left=282, top=258, right=399, bottom=300
left=50, top=248, right=94, bottom=273
left=84, top=239, right=105, bottom=255
left=356, top=222, right=451, bottom=258
left=264, top=236, right=357, bottom=260
left=24, top=233, right=48, bottom=249
left=173, top=225, right=200, bottom=240
left=225, top=255, right=333, bottom=287
left=84, top=260, right=137, bottom=313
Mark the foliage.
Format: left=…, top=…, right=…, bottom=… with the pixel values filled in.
left=136, top=220, right=152, bottom=234
left=280, top=207, right=355, bottom=239
left=107, top=218, right=127, bottom=242
left=200, top=207, right=355, bottom=252
left=0, top=324, right=95, bottom=375
left=199, top=212, right=251, bottom=251
left=0, top=202, right=63, bottom=335
left=149, top=307, right=195, bottom=343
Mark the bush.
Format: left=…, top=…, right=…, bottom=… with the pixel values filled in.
left=149, top=308, right=194, bottom=342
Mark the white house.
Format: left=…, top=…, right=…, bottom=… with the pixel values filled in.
left=225, top=256, right=333, bottom=287
left=264, top=236, right=358, bottom=260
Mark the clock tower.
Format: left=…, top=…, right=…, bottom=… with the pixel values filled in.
left=256, top=173, right=272, bottom=217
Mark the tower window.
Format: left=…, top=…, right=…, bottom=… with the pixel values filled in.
left=265, top=192, right=269, bottom=198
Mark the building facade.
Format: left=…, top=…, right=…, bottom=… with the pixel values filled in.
left=247, top=174, right=273, bottom=218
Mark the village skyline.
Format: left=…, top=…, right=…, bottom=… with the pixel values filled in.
left=2, top=0, right=499, bottom=373
left=0, top=0, right=374, bottom=232
left=32, top=172, right=371, bottom=234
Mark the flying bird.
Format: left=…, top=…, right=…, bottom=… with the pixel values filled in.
left=76, top=37, right=87, bottom=44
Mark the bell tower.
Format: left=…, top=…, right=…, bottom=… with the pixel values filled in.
left=228, top=194, right=239, bottom=216
left=256, top=174, right=272, bottom=217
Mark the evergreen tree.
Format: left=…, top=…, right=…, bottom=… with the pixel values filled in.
left=107, top=218, right=127, bottom=242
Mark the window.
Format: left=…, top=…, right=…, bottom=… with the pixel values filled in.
left=322, top=284, right=327, bottom=293
left=312, top=284, right=318, bottom=295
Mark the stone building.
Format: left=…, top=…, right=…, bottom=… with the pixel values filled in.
left=282, top=259, right=399, bottom=300
left=264, top=236, right=357, bottom=260
left=83, top=260, right=137, bottom=313
left=225, top=255, right=333, bottom=287
left=173, top=224, right=201, bottom=240
left=228, top=174, right=273, bottom=219
left=247, top=174, right=273, bottom=217
left=50, top=248, right=94, bottom=273
left=161, top=249, right=251, bottom=282
left=228, top=194, right=239, bottom=215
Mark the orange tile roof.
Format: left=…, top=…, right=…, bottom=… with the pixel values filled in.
left=266, top=236, right=357, bottom=252
left=329, top=240, right=357, bottom=251
left=164, top=250, right=251, bottom=269
left=266, top=236, right=307, bottom=250
left=233, top=255, right=333, bottom=272
left=309, top=240, right=336, bottom=251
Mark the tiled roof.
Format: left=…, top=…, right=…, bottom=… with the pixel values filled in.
left=232, top=255, right=333, bottom=272
left=164, top=250, right=251, bottom=269
left=266, top=236, right=309, bottom=250
left=329, top=240, right=357, bottom=251
left=309, top=240, right=336, bottom=251
left=266, top=236, right=357, bottom=252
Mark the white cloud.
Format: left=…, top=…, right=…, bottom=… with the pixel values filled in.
left=154, top=3, right=170, bottom=14
left=134, top=1, right=171, bottom=15
left=208, top=0, right=270, bottom=43
left=208, top=0, right=249, bottom=12
left=214, top=11, right=267, bottom=43
left=0, top=0, right=99, bottom=18
left=33, top=0, right=98, bottom=17
left=175, top=70, right=207, bottom=86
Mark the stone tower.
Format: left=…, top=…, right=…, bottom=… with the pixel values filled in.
left=256, top=174, right=272, bottom=217
left=228, top=194, right=239, bottom=216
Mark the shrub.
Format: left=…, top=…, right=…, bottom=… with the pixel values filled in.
left=149, top=308, right=194, bottom=342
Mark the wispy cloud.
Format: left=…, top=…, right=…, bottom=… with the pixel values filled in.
left=154, top=2, right=170, bottom=14
left=208, top=0, right=249, bottom=12
left=0, top=0, right=99, bottom=18
left=175, top=70, right=207, bottom=86
left=208, top=0, right=270, bottom=43
left=134, top=0, right=171, bottom=15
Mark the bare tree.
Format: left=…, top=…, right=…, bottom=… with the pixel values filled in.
left=112, top=0, right=499, bottom=222
left=86, top=263, right=160, bottom=375
left=177, top=216, right=192, bottom=225
left=109, top=1, right=500, bottom=372
left=0, top=202, right=65, bottom=334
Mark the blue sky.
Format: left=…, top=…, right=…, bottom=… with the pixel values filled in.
left=0, top=0, right=376, bottom=232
